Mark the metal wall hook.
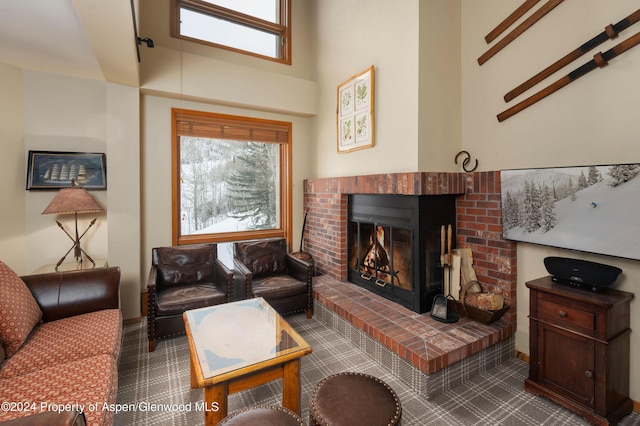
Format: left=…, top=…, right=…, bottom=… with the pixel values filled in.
left=455, top=151, right=479, bottom=172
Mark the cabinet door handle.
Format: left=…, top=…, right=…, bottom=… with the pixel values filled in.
left=584, top=370, right=594, bottom=378
left=558, top=310, right=567, bottom=318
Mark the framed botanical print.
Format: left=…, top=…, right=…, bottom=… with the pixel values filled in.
left=337, top=65, right=375, bottom=153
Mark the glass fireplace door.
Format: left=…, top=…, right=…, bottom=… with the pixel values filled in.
left=349, top=221, right=413, bottom=292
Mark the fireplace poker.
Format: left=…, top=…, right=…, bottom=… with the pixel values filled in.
left=291, top=208, right=314, bottom=266
left=447, top=224, right=453, bottom=267
left=440, top=225, right=446, bottom=266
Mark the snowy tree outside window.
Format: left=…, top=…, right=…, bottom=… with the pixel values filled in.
left=172, top=109, right=291, bottom=253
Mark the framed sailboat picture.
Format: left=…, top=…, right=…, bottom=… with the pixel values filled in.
left=26, top=151, right=107, bottom=190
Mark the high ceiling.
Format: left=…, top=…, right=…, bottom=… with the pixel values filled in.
left=0, top=0, right=139, bottom=86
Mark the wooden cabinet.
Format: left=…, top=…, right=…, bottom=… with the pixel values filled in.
left=526, top=276, right=633, bottom=426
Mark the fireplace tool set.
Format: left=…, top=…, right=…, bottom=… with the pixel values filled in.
left=431, top=224, right=459, bottom=323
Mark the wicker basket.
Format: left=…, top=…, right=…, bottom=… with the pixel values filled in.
left=457, top=280, right=509, bottom=325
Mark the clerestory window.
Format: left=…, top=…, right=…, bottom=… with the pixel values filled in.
left=172, top=109, right=292, bottom=250
left=171, top=0, right=291, bottom=64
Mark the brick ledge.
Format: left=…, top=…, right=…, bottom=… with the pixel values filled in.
left=312, top=274, right=514, bottom=374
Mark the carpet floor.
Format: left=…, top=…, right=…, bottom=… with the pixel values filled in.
left=116, top=314, right=640, bottom=425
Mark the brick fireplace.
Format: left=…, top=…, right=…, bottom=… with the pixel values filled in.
left=302, top=171, right=518, bottom=390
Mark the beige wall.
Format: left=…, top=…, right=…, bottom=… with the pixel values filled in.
left=310, top=0, right=640, bottom=401
left=23, top=71, right=109, bottom=273
left=418, top=0, right=462, bottom=172
left=16, top=71, right=142, bottom=319
left=461, top=0, right=640, bottom=401
left=0, top=63, right=26, bottom=273
left=0, top=0, right=638, bottom=401
left=310, top=0, right=424, bottom=177
left=137, top=0, right=315, bottom=287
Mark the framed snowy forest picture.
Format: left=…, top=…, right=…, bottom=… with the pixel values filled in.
left=500, top=163, right=640, bottom=261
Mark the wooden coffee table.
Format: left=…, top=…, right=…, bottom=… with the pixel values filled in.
left=183, top=297, right=312, bottom=425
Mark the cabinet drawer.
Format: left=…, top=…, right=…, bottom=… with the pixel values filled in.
left=538, top=296, right=595, bottom=334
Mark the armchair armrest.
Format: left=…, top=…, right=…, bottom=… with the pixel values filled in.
left=214, top=258, right=234, bottom=301
left=233, top=257, right=255, bottom=298
left=21, top=267, right=120, bottom=323
left=285, top=253, right=313, bottom=284
left=147, top=264, right=158, bottom=291
left=232, top=258, right=254, bottom=280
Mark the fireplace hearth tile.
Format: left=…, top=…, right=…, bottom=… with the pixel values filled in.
left=312, top=290, right=515, bottom=399
left=312, top=274, right=513, bottom=376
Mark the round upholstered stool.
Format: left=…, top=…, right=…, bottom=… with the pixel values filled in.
left=216, top=405, right=305, bottom=426
left=309, top=372, right=402, bottom=426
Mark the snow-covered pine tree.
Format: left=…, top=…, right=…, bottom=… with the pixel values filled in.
left=503, top=191, right=520, bottom=231
left=607, top=164, right=640, bottom=187
left=226, top=142, right=278, bottom=229
left=568, top=177, right=576, bottom=201
left=578, top=170, right=588, bottom=190
left=540, top=185, right=557, bottom=232
left=524, top=181, right=542, bottom=232
left=587, top=166, right=601, bottom=185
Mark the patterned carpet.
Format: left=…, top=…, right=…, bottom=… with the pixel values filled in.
left=115, top=314, right=640, bottom=425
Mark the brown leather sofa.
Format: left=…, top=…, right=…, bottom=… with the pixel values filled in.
left=0, top=265, right=121, bottom=425
left=233, top=238, right=313, bottom=318
left=147, top=244, right=234, bottom=351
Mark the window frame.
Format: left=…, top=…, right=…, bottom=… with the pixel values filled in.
left=170, top=0, right=291, bottom=64
left=171, top=108, right=292, bottom=248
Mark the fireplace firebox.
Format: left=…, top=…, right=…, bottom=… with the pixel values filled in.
left=348, top=194, right=456, bottom=313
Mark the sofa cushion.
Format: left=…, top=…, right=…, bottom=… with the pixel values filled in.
left=0, top=309, right=122, bottom=380
left=0, top=261, right=43, bottom=357
left=0, top=354, right=117, bottom=425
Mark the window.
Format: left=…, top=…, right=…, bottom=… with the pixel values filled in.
left=172, top=109, right=292, bottom=248
left=171, top=0, right=291, bottom=64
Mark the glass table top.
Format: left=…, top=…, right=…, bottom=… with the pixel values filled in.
left=184, top=297, right=311, bottom=380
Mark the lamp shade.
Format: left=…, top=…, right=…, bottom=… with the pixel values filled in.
left=42, top=186, right=104, bottom=215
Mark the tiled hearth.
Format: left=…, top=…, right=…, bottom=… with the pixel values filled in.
left=312, top=275, right=514, bottom=397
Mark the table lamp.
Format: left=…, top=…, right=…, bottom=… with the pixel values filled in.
left=42, top=180, right=104, bottom=270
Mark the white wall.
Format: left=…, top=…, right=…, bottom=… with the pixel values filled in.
left=462, top=0, right=640, bottom=401
left=310, top=0, right=423, bottom=177
left=19, top=71, right=141, bottom=320
left=106, top=83, right=142, bottom=320
left=23, top=71, right=109, bottom=272
left=310, top=0, right=640, bottom=402
left=418, top=0, right=462, bottom=172
left=0, top=63, right=26, bottom=273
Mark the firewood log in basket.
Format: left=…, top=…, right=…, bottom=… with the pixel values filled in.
left=457, top=280, right=509, bottom=324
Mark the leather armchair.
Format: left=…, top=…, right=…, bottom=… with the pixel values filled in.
left=147, top=243, right=234, bottom=351
left=233, top=238, right=313, bottom=318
